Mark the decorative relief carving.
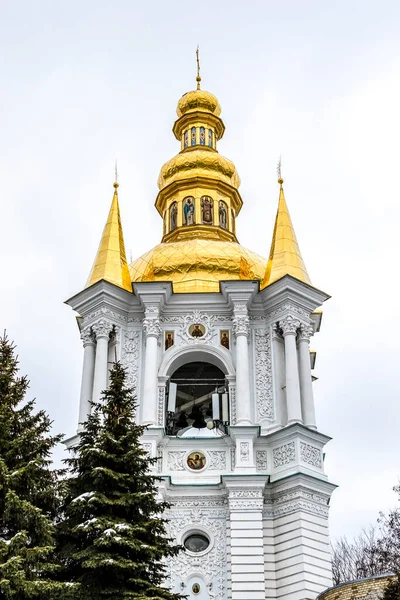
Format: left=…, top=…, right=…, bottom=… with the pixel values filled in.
left=279, top=316, right=301, bottom=336
left=269, top=303, right=310, bottom=321
left=142, top=443, right=152, bottom=455
left=233, top=303, right=248, bottom=313
left=157, top=386, right=166, bottom=427
left=157, top=446, right=163, bottom=473
left=254, top=329, right=273, bottom=420
left=256, top=450, right=268, bottom=471
left=83, top=306, right=127, bottom=324
left=176, top=310, right=217, bottom=346
left=228, top=489, right=264, bottom=511
left=300, top=442, right=322, bottom=468
left=272, top=442, right=296, bottom=468
left=161, top=314, right=232, bottom=324
left=166, top=503, right=227, bottom=599
left=239, top=442, right=250, bottom=462
left=229, top=489, right=263, bottom=498
left=121, top=330, right=140, bottom=390
left=230, top=447, right=236, bottom=470
left=167, top=451, right=186, bottom=471
left=171, top=497, right=226, bottom=510
left=208, top=451, right=226, bottom=470
left=229, top=386, right=236, bottom=425
left=263, top=489, right=330, bottom=518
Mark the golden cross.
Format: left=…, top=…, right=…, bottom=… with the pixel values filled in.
left=196, top=46, right=201, bottom=90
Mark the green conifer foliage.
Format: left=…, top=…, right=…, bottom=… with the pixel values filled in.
left=0, top=333, right=65, bottom=598
left=57, top=362, right=182, bottom=599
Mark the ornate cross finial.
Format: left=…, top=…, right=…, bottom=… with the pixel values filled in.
left=277, top=156, right=283, bottom=186
left=114, top=159, right=119, bottom=190
left=196, top=45, right=201, bottom=90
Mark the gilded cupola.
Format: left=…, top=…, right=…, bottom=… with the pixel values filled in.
left=129, top=55, right=267, bottom=292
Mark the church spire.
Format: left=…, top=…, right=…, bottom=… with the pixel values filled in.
left=261, top=177, right=311, bottom=288
left=85, top=180, right=132, bottom=292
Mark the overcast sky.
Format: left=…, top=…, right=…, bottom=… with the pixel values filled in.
left=1, top=0, right=399, bottom=541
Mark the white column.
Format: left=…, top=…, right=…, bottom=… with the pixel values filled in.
left=233, top=305, right=251, bottom=425
left=298, top=324, right=317, bottom=429
left=227, top=482, right=267, bottom=600
left=141, top=305, right=161, bottom=425
left=91, top=319, right=113, bottom=403
left=271, top=323, right=286, bottom=427
left=78, top=327, right=96, bottom=428
left=279, top=316, right=302, bottom=425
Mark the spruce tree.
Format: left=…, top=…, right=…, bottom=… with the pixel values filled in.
left=0, top=332, right=65, bottom=598
left=57, top=361, right=182, bottom=599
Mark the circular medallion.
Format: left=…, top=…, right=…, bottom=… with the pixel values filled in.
left=192, top=583, right=201, bottom=594
left=186, top=451, right=206, bottom=471
left=189, top=323, right=206, bottom=338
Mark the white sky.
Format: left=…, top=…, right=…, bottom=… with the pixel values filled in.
left=1, top=0, right=399, bottom=541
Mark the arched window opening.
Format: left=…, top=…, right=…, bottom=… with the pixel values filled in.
left=184, top=130, right=189, bottom=149
left=208, top=129, right=213, bottom=148
left=201, top=195, right=213, bottom=225
left=166, top=361, right=229, bottom=436
left=183, top=196, right=195, bottom=226
left=170, top=202, right=178, bottom=232
left=191, top=127, right=196, bottom=146
left=199, top=126, right=205, bottom=145
left=218, top=200, right=228, bottom=229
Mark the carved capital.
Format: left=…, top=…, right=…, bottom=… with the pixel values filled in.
left=143, top=305, right=161, bottom=339
left=80, top=327, right=95, bottom=347
left=298, top=323, right=314, bottom=343
left=92, top=319, right=113, bottom=340
left=143, top=318, right=161, bottom=339
left=232, top=315, right=250, bottom=337
left=279, top=316, right=300, bottom=336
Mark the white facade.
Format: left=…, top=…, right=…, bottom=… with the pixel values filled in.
left=66, top=273, right=336, bottom=600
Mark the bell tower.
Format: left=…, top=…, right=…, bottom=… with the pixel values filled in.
left=66, top=63, right=336, bottom=600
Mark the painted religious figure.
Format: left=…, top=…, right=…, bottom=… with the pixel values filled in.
left=208, top=128, right=213, bottom=147
left=189, top=323, right=205, bottom=338
left=184, top=130, right=189, bottom=148
left=201, top=196, right=213, bottom=224
left=187, top=451, right=206, bottom=470
left=191, top=126, right=196, bottom=146
left=165, top=331, right=174, bottom=350
left=170, top=202, right=178, bottom=231
left=199, top=126, right=205, bottom=145
left=220, top=330, right=230, bottom=349
left=183, top=197, right=195, bottom=225
left=219, top=200, right=227, bottom=229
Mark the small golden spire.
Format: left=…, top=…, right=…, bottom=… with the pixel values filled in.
left=261, top=176, right=311, bottom=289
left=196, top=45, right=201, bottom=90
left=85, top=178, right=131, bottom=292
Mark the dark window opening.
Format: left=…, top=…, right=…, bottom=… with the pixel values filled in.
left=166, top=361, right=227, bottom=436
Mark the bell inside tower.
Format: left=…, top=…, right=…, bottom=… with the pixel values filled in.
left=166, top=361, right=228, bottom=436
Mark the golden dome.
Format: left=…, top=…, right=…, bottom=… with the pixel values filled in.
left=177, top=89, right=222, bottom=118
left=130, top=239, right=267, bottom=293
left=158, top=148, right=240, bottom=190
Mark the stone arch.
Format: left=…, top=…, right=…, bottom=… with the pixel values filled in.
left=158, top=343, right=235, bottom=379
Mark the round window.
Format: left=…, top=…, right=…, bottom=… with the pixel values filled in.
left=184, top=533, right=210, bottom=553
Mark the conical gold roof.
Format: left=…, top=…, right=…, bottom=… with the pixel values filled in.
left=86, top=182, right=132, bottom=292
left=261, top=179, right=310, bottom=288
